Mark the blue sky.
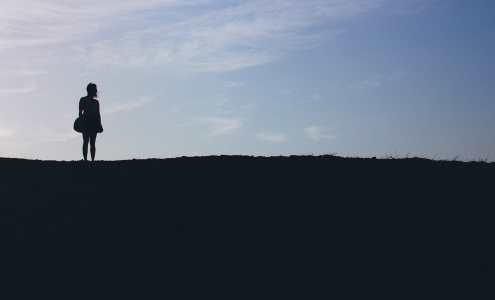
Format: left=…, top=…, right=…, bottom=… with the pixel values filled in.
left=0, top=0, right=494, bottom=161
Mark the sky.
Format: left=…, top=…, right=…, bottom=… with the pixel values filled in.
left=0, top=0, right=494, bottom=161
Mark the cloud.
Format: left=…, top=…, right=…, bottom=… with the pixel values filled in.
left=1, top=1, right=425, bottom=75
left=194, top=117, right=243, bottom=137
left=18, top=70, right=47, bottom=76
left=350, top=70, right=408, bottom=90
left=306, top=126, right=337, bottom=141
left=223, top=81, right=244, bottom=88
left=0, top=122, right=79, bottom=142
left=35, top=128, right=79, bottom=142
left=76, top=1, right=349, bottom=73
left=0, top=125, right=17, bottom=137
left=302, top=91, right=322, bottom=103
left=103, top=96, right=153, bottom=115
left=0, top=0, right=381, bottom=74
left=0, top=0, right=197, bottom=49
left=0, top=83, right=37, bottom=94
left=0, top=69, right=48, bottom=78
left=255, top=132, right=286, bottom=143
left=216, top=98, right=230, bottom=106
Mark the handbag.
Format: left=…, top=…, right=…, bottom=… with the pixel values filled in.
left=73, top=117, right=83, bottom=133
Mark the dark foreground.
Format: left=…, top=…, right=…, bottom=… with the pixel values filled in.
left=1, top=155, right=494, bottom=299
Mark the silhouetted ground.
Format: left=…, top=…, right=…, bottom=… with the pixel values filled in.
left=1, top=155, right=494, bottom=299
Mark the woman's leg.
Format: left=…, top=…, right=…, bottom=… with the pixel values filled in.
left=82, top=133, right=89, bottom=161
left=89, top=133, right=97, bottom=161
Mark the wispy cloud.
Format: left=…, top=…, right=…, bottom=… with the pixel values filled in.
left=0, top=1, right=425, bottom=75
left=306, top=126, right=337, bottom=141
left=0, top=122, right=79, bottom=142
left=35, top=127, right=79, bottom=142
left=216, top=98, right=231, bottom=106
left=1, top=0, right=400, bottom=74
left=0, top=125, right=17, bottom=137
left=0, top=0, right=198, bottom=49
left=0, top=83, right=37, bottom=94
left=302, top=91, right=323, bottom=103
left=18, top=70, right=47, bottom=76
left=350, top=70, right=408, bottom=90
left=76, top=1, right=348, bottom=73
left=223, top=81, right=244, bottom=88
left=194, top=117, right=243, bottom=137
left=255, top=132, right=286, bottom=143
left=103, top=96, right=153, bottom=115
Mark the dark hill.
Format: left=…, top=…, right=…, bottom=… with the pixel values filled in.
left=1, top=155, right=494, bottom=299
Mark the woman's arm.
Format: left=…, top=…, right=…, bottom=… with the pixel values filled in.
left=79, top=98, right=84, bottom=117
left=97, top=101, right=101, bottom=123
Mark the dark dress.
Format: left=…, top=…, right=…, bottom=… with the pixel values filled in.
left=79, top=96, right=102, bottom=134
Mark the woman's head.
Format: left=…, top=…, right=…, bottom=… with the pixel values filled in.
left=86, top=82, right=98, bottom=98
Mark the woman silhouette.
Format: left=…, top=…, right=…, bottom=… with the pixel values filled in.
left=79, top=83, right=103, bottom=161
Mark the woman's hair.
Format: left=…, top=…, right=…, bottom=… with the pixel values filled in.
left=86, top=82, right=98, bottom=98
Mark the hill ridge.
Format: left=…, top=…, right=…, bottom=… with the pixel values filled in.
left=1, top=155, right=494, bottom=299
